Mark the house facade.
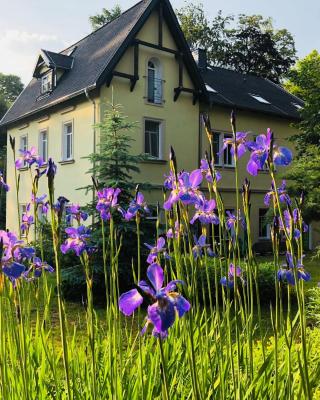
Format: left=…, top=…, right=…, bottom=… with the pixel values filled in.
left=0, top=0, right=316, bottom=248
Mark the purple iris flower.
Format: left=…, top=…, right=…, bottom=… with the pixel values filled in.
left=226, top=210, right=244, bottom=237
left=166, top=220, right=180, bottom=239
left=278, top=253, right=311, bottom=285
left=218, top=132, right=247, bottom=159
left=192, top=234, right=216, bottom=258
left=221, top=264, right=244, bottom=288
left=246, top=129, right=292, bottom=176
left=119, top=263, right=190, bottom=338
left=144, top=237, right=170, bottom=264
left=24, top=257, right=54, bottom=279
left=60, top=226, right=93, bottom=257
left=96, top=187, right=121, bottom=221
left=199, top=159, right=222, bottom=183
left=21, top=203, right=34, bottom=235
left=264, top=181, right=291, bottom=207
left=163, top=170, right=203, bottom=210
left=66, top=204, right=88, bottom=225
left=178, top=170, right=203, bottom=205
left=120, top=192, right=149, bottom=221
left=0, top=171, right=9, bottom=192
left=15, top=146, right=44, bottom=169
left=190, top=196, right=219, bottom=225
left=32, top=194, right=49, bottom=216
left=0, top=230, right=41, bottom=287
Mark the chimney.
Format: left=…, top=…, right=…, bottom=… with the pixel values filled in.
left=192, top=48, right=207, bottom=70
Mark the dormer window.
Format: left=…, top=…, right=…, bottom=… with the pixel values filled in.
left=147, top=58, right=163, bottom=104
left=41, top=71, right=53, bottom=94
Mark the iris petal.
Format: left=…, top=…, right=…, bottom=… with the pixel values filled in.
left=147, top=263, right=164, bottom=292
left=2, top=262, right=25, bottom=279
left=119, top=289, right=143, bottom=316
left=171, top=294, right=191, bottom=317
left=148, top=300, right=175, bottom=332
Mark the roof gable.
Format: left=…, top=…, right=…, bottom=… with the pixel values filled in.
left=0, top=0, right=154, bottom=127
left=1, top=0, right=205, bottom=128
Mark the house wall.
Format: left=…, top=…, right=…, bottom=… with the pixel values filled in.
left=201, top=105, right=320, bottom=248
left=100, top=11, right=200, bottom=186
left=6, top=100, right=98, bottom=233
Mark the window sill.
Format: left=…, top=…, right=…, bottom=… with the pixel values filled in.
left=17, top=166, right=29, bottom=172
left=140, top=158, right=167, bottom=165
left=59, top=159, right=75, bottom=165
left=144, top=99, right=165, bottom=107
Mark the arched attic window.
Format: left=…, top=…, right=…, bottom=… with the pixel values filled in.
left=147, top=58, right=163, bottom=104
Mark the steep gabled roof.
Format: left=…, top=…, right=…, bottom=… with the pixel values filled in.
left=0, top=0, right=153, bottom=127
left=0, top=0, right=206, bottom=128
left=201, top=66, right=304, bottom=120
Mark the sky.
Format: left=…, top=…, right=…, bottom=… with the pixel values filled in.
left=0, top=0, right=319, bottom=85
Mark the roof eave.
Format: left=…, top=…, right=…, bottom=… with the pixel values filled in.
left=0, top=84, right=96, bottom=129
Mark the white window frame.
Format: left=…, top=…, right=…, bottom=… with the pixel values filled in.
left=259, top=208, right=271, bottom=239
left=143, top=118, right=163, bottom=159
left=62, top=121, right=74, bottom=161
left=41, top=71, right=53, bottom=94
left=147, top=58, right=163, bottom=105
left=20, top=134, right=28, bottom=167
left=39, top=128, right=48, bottom=164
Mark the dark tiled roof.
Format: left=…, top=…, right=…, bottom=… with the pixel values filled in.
left=201, top=66, right=304, bottom=120
left=0, top=0, right=153, bottom=127
left=42, top=50, right=74, bottom=70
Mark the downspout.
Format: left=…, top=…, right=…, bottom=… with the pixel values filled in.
left=84, top=88, right=97, bottom=226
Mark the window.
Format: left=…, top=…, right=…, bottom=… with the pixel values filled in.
left=62, top=122, right=73, bottom=161
left=39, top=129, right=48, bottom=163
left=212, top=132, right=222, bottom=165
left=147, top=58, right=163, bottom=104
left=144, top=119, right=162, bottom=159
left=223, top=134, right=234, bottom=167
left=20, top=135, right=28, bottom=167
left=259, top=209, right=270, bottom=239
left=249, top=93, right=270, bottom=104
left=210, top=132, right=235, bottom=167
left=41, top=72, right=53, bottom=94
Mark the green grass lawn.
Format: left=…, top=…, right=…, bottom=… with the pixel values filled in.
left=39, top=253, right=319, bottom=342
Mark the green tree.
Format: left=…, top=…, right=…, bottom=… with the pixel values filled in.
left=84, top=101, right=147, bottom=208
left=89, top=5, right=122, bottom=31
left=176, top=3, right=296, bottom=82
left=283, top=51, right=320, bottom=222
left=285, top=50, right=320, bottom=151
left=0, top=72, right=24, bottom=119
left=285, top=146, right=320, bottom=223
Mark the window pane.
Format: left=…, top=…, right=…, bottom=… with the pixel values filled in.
left=63, top=123, right=73, bottom=160
left=145, top=120, right=160, bottom=158
left=259, top=209, right=269, bottom=238
left=213, top=132, right=220, bottom=165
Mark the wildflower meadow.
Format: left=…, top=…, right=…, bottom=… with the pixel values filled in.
left=0, top=112, right=320, bottom=400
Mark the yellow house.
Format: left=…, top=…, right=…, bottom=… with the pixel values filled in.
left=0, top=0, right=314, bottom=248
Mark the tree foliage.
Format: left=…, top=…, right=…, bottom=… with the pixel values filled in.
left=176, top=3, right=296, bottom=82
left=283, top=51, right=320, bottom=222
left=84, top=101, right=147, bottom=206
left=89, top=5, right=122, bottom=31
left=285, top=146, right=320, bottom=223
left=285, top=50, right=320, bottom=151
left=0, top=72, right=24, bottom=119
